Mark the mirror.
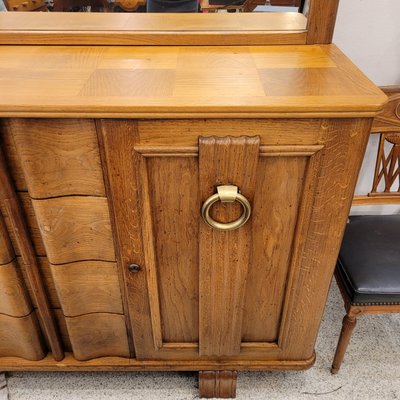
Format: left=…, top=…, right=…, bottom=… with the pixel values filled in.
left=0, top=0, right=302, bottom=17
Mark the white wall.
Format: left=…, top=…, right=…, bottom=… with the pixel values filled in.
left=333, top=0, right=400, bottom=215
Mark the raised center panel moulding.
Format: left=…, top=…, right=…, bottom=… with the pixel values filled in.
left=199, top=136, right=260, bottom=357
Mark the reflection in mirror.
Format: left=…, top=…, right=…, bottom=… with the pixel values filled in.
left=0, top=0, right=302, bottom=14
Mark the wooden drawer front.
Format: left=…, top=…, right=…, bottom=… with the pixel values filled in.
left=49, top=260, right=123, bottom=316
left=9, top=118, right=105, bottom=198
left=32, top=197, right=115, bottom=264
left=0, top=313, right=45, bottom=360
left=0, top=260, right=32, bottom=317
left=65, top=313, right=130, bottom=361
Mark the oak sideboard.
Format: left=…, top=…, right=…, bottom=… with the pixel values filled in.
left=0, top=37, right=386, bottom=397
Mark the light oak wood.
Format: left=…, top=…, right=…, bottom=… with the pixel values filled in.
left=65, top=313, right=130, bottom=361
left=0, top=37, right=388, bottom=397
left=19, top=257, right=61, bottom=309
left=145, top=157, right=199, bottom=344
left=0, top=45, right=386, bottom=118
left=0, top=145, right=64, bottom=361
left=10, top=119, right=105, bottom=198
left=0, top=120, right=27, bottom=191
left=32, top=196, right=115, bottom=264
left=279, top=118, right=373, bottom=359
left=352, top=86, right=400, bottom=207
left=0, top=313, right=45, bottom=360
left=50, top=260, right=123, bottom=317
left=371, top=86, right=400, bottom=133
left=199, top=136, right=260, bottom=357
left=0, top=260, right=32, bottom=317
left=306, top=0, right=339, bottom=44
left=242, top=156, right=307, bottom=341
left=0, top=212, right=14, bottom=265
left=0, top=192, right=45, bottom=256
left=0, top=352, right=316, bottom=371
left=199, top=371, right=237, bottom=398
left=0, top=13, right=307, bottom=46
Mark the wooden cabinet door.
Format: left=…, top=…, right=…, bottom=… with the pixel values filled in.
left=98, top=118, right=371, bottom=362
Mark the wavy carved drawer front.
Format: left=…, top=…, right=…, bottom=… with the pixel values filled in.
left=98, top=118, right=372, bottom=361
left=0, top=211, right=45, bottom=360
left=1, top=119, right=130, bottom=361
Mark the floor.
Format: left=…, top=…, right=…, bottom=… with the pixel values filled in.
left=2, top=282, right=400, bottom=400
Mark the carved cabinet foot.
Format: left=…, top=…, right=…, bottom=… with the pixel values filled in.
left=199, top=371, right=238, bottom=398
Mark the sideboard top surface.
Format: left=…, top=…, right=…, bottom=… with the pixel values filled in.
left=0, top=44, right=386, bottom=118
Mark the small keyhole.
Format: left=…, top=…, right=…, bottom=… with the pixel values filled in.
left=128, top=264, right=141, bottom=273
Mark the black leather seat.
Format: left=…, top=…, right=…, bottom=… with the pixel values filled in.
left=337, top=215, right=400, bottom=305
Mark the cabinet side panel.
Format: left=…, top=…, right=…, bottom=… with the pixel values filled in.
left=280, top=118, right=372, bottom=359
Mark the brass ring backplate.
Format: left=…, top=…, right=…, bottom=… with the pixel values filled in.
left=201, top=185, right=251, bottom=231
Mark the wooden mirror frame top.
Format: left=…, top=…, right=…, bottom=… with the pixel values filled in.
left=0, top=0, right=339, bottom=46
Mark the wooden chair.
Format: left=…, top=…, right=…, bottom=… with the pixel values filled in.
left=331, top=86, right=400, bottom=374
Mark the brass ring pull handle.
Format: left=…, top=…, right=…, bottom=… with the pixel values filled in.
left=201, top=185, right=251, bottom=231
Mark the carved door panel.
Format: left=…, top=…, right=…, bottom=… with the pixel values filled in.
left=98, top=118, right=370, bottom=362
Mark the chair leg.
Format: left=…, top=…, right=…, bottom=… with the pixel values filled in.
left=331, top=314, right=357, bottom=374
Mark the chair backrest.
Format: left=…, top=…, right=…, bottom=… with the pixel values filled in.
left=353, top=86, right=400, bottom=207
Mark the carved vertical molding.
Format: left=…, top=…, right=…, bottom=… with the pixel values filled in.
left=0, top=143, right=64, bottom=361
left=199, top=371, right=238, bottom=399
left=199, top=136, right=260, bottom=357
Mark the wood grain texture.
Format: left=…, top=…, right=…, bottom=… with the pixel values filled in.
left=199, top=136, right=260, bottom=357
left=32, top=196, right=115, bottom=264
left=19, top=257, right=61, bottom=309
left=0, top=144, right=64, bottom=361
left=242, top=156, right=307, bottom=342
left=0, top=312, right=45, bottom=360
left=0, top=13, right=307, bottom=46
left=1, top=192, right=45, bottom=256
left=0, top=120, right=27, bottom=190
left=279, top=118, right=373, bottom=360
left=137, top=156, right=163, bottom=351
left=199, top=371, right=238, bottom=398
left=137, top=119, right=323, bottom=147
left=146, top=157, right=199, bottom=343
left=0, top=45, right=386, bottom=118
left=97, top=119, right=153, bottom=360
left=11, top=118, right=105, bottom=198
left=0, top=352, right=315, bottom=371
left=0, top=210, right=14, bottom=265
left=371, top=86, right=400, bottom=133
left=306, top=0, right=339, bottom=44
left=65, top=313, right=130, bottom=361
left=50, top=260, right=124, bottom=317
left=0, top=260, right=32, bottom=317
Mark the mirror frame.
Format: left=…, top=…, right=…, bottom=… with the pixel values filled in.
left=0, top=0, right=339, bottom=45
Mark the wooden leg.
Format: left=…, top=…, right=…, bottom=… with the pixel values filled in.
left=331, top=314, right=357, bottom=374
left=199, top=371, right=238, bottom=398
